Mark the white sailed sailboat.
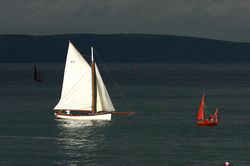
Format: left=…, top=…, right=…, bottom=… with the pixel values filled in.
left=54, top=41, right=115, bottom=120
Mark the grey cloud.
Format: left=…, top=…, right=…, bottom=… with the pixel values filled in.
left=0, top=0, right=250, bottom=41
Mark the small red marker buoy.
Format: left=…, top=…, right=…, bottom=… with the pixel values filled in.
left=224, top=161, right=232, bottom=166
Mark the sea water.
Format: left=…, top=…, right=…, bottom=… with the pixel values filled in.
left=0, top=63, right=250, bottom=166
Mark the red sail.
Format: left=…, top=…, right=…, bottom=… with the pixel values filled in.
left=196, top=92, right=205, bottom=120
left=214, top=107, right=218, bottom=122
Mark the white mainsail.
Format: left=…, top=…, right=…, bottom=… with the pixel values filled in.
left=54, top=42, right=115, bottom=112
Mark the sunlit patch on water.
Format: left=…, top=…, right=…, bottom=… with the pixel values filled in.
left=55, top=119, right=111, bottom=128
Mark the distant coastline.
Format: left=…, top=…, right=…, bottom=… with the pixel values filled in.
left=0, top=33, right=250, bottom=63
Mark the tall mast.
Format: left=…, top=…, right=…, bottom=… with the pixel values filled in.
left=91, top=47, right=96, bottom=113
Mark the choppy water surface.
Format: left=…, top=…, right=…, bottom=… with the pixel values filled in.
left=0, top=63, right=250, bottom=166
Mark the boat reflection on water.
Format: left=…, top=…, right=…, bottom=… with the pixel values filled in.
left=55, top=120, right=111, bottom=165
left=56, top=119, right=111, bottom=128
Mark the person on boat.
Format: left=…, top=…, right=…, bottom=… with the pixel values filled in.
left=66, top=110, right=70, bottom=115
left=204, top=118, right=209, bottom=123
left=224, top=161, right=232, bottom=166
left=209, top=114, right=214, bottom=122
left=214, top=109, right=218, bottom=123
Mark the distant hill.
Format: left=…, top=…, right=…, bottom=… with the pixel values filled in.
left=0, top=34, right=250, bottom=63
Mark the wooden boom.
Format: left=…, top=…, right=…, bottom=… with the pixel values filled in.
left=112, top=112, right=135, bottom=116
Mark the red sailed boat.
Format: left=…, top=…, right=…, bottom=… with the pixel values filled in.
left=196, top=92, right=218, bottom=126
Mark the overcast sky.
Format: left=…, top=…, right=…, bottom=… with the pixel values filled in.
left=0, top=0, right=250, bottom=42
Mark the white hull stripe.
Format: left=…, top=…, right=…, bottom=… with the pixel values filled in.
left=55, top=113, right=112, bottom=121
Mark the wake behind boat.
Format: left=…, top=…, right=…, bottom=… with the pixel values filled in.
left=54, top=42, right=115, bottom=121
left=196, top=92, right=218, bottom=126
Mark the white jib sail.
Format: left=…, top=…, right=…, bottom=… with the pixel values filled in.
left=95, top=64, right=115, bottom=112
left=54, top=42, right=115, bottom=112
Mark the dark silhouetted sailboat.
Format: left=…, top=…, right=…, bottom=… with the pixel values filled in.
left=34, top=65, right=43, bottom=82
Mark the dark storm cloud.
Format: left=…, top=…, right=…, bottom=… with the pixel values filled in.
left=0, top=0, right=250, bottom=41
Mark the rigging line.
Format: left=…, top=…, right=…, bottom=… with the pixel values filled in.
left=204, top=103, right=207, bottom=118
left=93, top=50, right=134, bottom=112
left=204, top=103, right=211, bottom=119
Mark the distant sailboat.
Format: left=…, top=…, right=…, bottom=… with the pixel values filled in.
left=54, top=42, right=116, bottom=120
left=34, top=65, right=43, bottom=81
left=196, top=92, right=218, bottom=126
